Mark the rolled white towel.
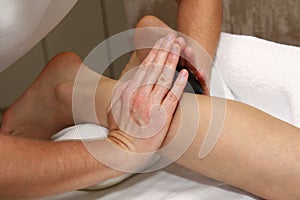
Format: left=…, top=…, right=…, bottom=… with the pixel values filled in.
left=215, top=33, right=300, bottom=128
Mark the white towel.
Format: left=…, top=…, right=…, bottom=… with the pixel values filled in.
left=215, top=33, right=300, bottom=128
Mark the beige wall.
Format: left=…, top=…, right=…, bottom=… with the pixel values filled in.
left=1, top=0, right=299, bottom=111
left=223, top=0, right=300, bottom=46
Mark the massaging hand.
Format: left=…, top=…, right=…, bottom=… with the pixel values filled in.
left=107, top=34, right=188, bottom=156
left=176, top=39, right=210, bottom=95
left=173, top=0, right=210, bottom=95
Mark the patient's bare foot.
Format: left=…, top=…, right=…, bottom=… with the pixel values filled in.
left=0, top=16, right=185, bottom=139
left=1, top=52, right=83, bottom=139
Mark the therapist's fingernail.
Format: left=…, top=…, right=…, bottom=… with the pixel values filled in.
left=165, top=33, right=175, bottom=41
left=178, top=70, right=188, bottom=83
left=155, top=38, right=164, bottom=49
left=171, top=44, right=180, bottom=55
left=170, top=44, right=180, bottom=59
left=175, top=37, right=185, bottom=49
left=155, top=38, right=164, bottom=46
left=157, top=38, right=164, bottom=45
left=185, top=47, right=193, bottom=56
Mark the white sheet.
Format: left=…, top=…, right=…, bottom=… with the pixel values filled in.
left=46, top=32, right=300, bottom=199
left=44, top=164, right=259, bottom=200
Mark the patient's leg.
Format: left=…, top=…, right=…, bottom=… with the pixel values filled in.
left=1, top=52, right=83, bottom=139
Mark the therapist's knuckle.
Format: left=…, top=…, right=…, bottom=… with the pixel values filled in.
left=148, top=63, right=159, bottom=71
left=158, top=74, right=172, bottom=88
left=166, top=92, right=178, bottom=103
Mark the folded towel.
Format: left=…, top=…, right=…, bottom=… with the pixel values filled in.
left=215, top=33, right=300, bottom=128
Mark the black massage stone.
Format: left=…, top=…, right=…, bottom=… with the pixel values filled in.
left=176, top=64, right=203, bottom=94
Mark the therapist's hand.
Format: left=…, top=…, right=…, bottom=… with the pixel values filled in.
left=107, top=34, right=188, bottom=154
left=176, top=38, right=211, bottom=95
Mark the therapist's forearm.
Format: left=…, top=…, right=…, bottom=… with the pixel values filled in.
left=163, top=93, right=300, bottom=200
left=0, top=133, right=122, bottom=200
left=177, top=0, right=222, bottom=58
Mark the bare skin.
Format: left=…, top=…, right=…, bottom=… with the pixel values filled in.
left=0, top=17, right=180, bottom=139
left=176, top=0, right=222, bottom=94
left=2, top=48, right=300, bottom=200
left=3, top=5, right=300, bottom=200
left=2, top=18, right=300, bottom=200
left=0, top=15, right=199, bottom=139
left=177, top=0, right=222, bottom=58
left=1, top=0, right=223, bottom=139
left=133, top=0, right=223, bottom=95
left=1, top=52, right=81, bottom=139
left=0, top=36, right=188, bottom=199
left=0, top=1, right=225, bottom=198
